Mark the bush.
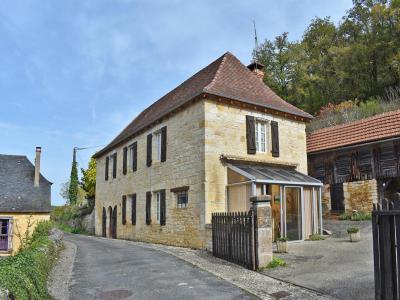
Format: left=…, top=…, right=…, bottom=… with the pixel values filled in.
left=307, top=234, right=326, bottom=241
left=0, top=221, right=57, bottom=300
left=267, top=257, right=287, bottom=268
left=347, top=226, right=360, bottom=234
left=338, top=211, right=371, bottom=221
left=56, top=223, right=90, bottom=235
left=50, top=205, right=80, bottom=223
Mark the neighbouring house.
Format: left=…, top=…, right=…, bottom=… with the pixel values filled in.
left=0, top=147, right=51, bottom=255
left=93, top=52, right=323, bottom=249
left=307, top=110, right=400, bottom=215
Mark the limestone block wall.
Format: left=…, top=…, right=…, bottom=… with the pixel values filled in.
left=95, top=101, right=207, bottom=249
left=0, top=213, right=50, bottom=256
left=203, top=100, right=308, bottom=224
left=343, top=179, right=378, bottom=212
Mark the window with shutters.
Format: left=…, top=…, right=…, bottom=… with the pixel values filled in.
left=155, top=191, right=162, bottom=222
left=154, top=131, right=162, bottom=162
left=255, top=120, right=268, bottom=153
left=122, top=196, right=127, bottom=225
left=109, top=153, right=117, bottom=179
left=146, top=192, right=151, bottom=225
left=129, top=142, right=137, bottom=172
left=0, top=219, right=9, bottom=251
left=130, top=194, right=136, bottom=225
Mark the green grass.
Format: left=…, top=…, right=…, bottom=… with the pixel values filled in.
left=347, top=226, right=360, bottom=234
left=306, top=234, right=326, bottom=241
left=266, top=257, right=287, bottom=269
left=338, top=212, right=371, bottom=221
left=55, top=223, right=91, bottom=235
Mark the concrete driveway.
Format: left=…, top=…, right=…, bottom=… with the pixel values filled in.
left=65, top=234, right=255, bottom=300
left=262, top=220, right=374, bottom=300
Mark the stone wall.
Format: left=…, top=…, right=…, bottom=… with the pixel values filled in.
left=95, top=100, right=207, bottom=249
left=0, top=213, right=50, bottom=256
left=322, top=179, right=378, bottom=215
left=203, top=100, right=308, bottom=224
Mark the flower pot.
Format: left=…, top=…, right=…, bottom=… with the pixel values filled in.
left=349, top=231, right=361, bottom=242
left=276, top=241, right=288, bottom=253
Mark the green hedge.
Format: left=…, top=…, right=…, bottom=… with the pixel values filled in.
left=0, top=221, right=57, bottom=300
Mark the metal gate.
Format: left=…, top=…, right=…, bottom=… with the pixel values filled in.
left=211, top=210, right=257, bottom=270
left=330, top=183, right=345, bottom=212
left=373, top=195, right=400, bottom=300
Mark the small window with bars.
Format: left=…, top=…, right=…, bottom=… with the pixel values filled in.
left=176, top=191, right=188, bottom=209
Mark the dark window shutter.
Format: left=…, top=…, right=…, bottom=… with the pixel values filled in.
left=131, top=194, right=136, bottom=225
left=146, top=191, right=152, bottom=225
left=123, top=147, right=127, bottom=175
left=161, top=126, right=167, bottom=162
left=122, top=195, right=126, bottom=225
left=105, top=157, right=109, bottom=181
left=102, top=207, right=106, bottom=237
left=246, top=116, right=256, bottom=154
left=112, top=153, right=117, bottom=178
left=146, top=134, right=152, bottom=167
left=132, top=142, right=137, bottom=172
left=160, top=190, right=166, bottom=226
left=271, top=121, right=280, bottom=157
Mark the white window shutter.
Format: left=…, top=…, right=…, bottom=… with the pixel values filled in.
left=8, top=218, right=13, bottom=252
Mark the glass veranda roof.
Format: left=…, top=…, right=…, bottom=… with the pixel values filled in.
left=228, top=163, right=322, bottom=186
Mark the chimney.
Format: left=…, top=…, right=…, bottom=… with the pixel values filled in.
left=34, top=147, right=41, bottom=187
left=247, top=61, right=265, bottom=80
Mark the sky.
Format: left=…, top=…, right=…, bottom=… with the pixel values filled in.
left=0, top=0, right=353, bottom=206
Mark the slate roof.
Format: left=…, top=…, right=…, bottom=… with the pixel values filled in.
left=307, top=110, right=400, bottom=153
left=0, top=155, right=52, bottom=213
left=94, top=52, right=312, bottom=158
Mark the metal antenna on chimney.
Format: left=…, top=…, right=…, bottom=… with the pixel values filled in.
left=253, top=19, right=259, bottom=50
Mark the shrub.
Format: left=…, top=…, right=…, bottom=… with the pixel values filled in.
left=307, top=234, right=326, bottom=241
left=277, top=237, right=289, bottom=242
left=0, top=221, right=57, bottom=300
left=50, top=205, right=80, bottom=223
left=55, top=223, right=90, bottom=235
left=347, top=226, right=360, bottom=234
left=267, top=257, right=287, bottom=268
left=339, top=211, right=371, bottom=221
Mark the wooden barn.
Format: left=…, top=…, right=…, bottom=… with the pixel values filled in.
left=307, top=110, right=400, bottom=215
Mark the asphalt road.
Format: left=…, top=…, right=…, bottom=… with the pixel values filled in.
left=65, top=234, right=255, bottom=300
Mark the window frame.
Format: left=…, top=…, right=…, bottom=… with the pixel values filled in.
left=0, top=218, right=10, bottom=252
left=176, top=190, right=188, bottom=209
left=155, top=191, right=161, bottom=222
left=154, top=131, right=162, bottom=162
left=255, top=119, right=269, bottom=153
left=128, top=142, right=137, bottom=172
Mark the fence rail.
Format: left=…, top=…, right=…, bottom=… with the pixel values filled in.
left=211, top=210, right=257, bottom=270
left=373, top=195, right=400, bottom=300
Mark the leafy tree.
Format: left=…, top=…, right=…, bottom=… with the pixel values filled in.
left=68, top=161, right=79, bottom=205
left=81, top=158, right=96, bottom=201
left=61, top=180, right=87, bottom=206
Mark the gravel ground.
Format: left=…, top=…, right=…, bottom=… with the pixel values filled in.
left=262, top=222, right=374, bottom=300
left=113, top=238, right=332, bottom=300
left=48, top=240, right=77, bottom=300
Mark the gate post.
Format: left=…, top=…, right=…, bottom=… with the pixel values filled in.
left=251, top=195, right=273, bottom=269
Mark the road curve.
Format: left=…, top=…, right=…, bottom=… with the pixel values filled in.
left=65, top=234, right=255, bottom=300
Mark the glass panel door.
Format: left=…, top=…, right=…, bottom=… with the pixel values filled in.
left=0, top=219, right=9, bottom=251
left=285, top=187, right=302, bottom=241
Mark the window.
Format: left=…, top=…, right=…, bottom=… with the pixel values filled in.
left=110, top=153, right=117, bottom=179
left=255, top=121, right=268, bottom=153
left=0, top=219, right=9, bottom=251
left=105, top=156, right=109, bottom=181
left=154, top=131, right=162, bottom=162
left=131, top=194, right=136, bottom=225
left=176, top=191, right=188, bottom=208
left=155, top=191, right=162, bottom=221
left=122, top=196, right=126, bottom=225
left=129, top=142, right=137, bottom=172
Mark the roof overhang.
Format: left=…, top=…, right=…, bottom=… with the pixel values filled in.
left=228, top=163, right=323, bottom=187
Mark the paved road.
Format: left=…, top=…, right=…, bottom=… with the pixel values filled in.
left=65, top=234, right=255, bottom=300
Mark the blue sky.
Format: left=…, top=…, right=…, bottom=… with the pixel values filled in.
left=0, top=0, right=352, bottom=205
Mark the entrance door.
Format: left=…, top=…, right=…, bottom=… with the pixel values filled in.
left=0, top=219, right=9, bottom=251
left=330, top=183, right=344, bottom=212
left=284, top=187, right=302, bottom=241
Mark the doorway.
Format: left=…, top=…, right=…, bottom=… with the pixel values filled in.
left=284, top=187, right=303, bottom=241
left=330, top=183, right=344, bottom=212
left=0, top=219, right=9, bottom=251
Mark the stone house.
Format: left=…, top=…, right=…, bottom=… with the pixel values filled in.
left=93, top=52, right=323, bottom=248
left=0, top=147, right=51, bottom=255
left=307, top=110, right=400, bottom=215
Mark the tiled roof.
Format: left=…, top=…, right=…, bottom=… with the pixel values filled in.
left=0, top=155, right=52, bottom=213
left=307, top=110, right=400, bottom=153
left=94, top=52, right=312, bottom=158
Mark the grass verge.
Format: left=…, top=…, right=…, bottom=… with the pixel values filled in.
left=0, top=221, right=57, bottom=300
left=266, top=257, right=287, bottom=269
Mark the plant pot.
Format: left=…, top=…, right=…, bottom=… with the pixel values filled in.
left=349, top=231, right=361, bottom=242
left=276, top=241, right=288, bottom=253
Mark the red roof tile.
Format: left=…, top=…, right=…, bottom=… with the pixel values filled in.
left=307, top=110, right=400, bottom=153
left=94, top=52, right=312, bottom=158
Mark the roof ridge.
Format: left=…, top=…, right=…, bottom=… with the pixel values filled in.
left=309, top=109, right=400, bottom=135
left=203, top=52, right=230, bottom=92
